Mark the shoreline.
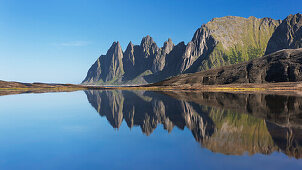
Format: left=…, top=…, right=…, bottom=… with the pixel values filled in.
left=1, top=80, right=302, bottom=96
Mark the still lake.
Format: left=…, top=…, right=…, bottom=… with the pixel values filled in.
left=0, top=90, right=301, bottom=170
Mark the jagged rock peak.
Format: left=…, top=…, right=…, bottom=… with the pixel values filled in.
left=284, top=13, right=302, bottom=29
left=287, top=13, right=302, bottom=20
left=107, top=41, right=123, bottom=57
left=112, top=41, right=120, bottom=46
left=265, top=13, right=302, bottom=54
left=127, top=41, right=133, bottom=48
left=164, top=38, right=173, bottom=45
left=123, top=41, right=135, bottom=70
left=177, top=41, right=186, bottom=46
left=125, top=41, right=134, bottom=52
left=108, top=41, right=123, bottom=53
left=151, top=38, right=175, bottom=73
left=101, top=40, right=124, bottom=82
left=178, top=24, right=216, bottom=73
left=162, top=38, right=174, bottom=53
left=140, top=35, right=154, bottom=45
left=165, top=38, right=173, bottom=44
left=140, top=35, right=158, bottom=51
left=139, top=35, right=159, bottom=62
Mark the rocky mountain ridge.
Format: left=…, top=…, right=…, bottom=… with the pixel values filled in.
left=83, top=13, right=301, bottom=85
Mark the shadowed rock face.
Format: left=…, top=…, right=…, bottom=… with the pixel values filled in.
left=152, top=38, right=174, bottom=73
left=265, top=13, right=302, bottom=55
left=121, top=36, right=171, bottom=82
left=154, top=48, right=302, bottom=86
left=84, top=90, right=302, bottom=158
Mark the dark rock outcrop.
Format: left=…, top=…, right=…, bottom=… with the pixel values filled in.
left=154, top=48, right=302, bottom=86
left=265, top=13, right=302, bottom=55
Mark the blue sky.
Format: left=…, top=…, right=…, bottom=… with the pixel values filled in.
left=0, top=0, right=301, bottom=84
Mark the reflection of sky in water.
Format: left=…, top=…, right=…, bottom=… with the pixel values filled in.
left=0, top=91, right=301, bottom=170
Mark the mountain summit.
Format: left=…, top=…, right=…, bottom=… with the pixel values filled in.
left=82, top=41, right=124, bottom=84
left=265, top=13, right=302, bottom=55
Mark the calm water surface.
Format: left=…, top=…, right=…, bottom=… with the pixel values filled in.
left=0, top=90, right=301, bottom=170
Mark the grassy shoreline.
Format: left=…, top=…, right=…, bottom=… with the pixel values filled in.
left=1, top=81, right=302, bottom=95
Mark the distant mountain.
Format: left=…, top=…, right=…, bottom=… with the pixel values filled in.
left=153, top=48, right=302, bottom=87
left=83, top=13, right=302, bottom=85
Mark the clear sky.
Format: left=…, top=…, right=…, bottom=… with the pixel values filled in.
left=0, top=0, right=301, bottom=84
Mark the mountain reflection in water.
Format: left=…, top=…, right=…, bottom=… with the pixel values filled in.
left=84, top=90, right=302, bottom=159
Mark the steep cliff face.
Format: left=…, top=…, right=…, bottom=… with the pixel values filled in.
left=122, top=42, right=135, bottom=76
left=122, top=36, right=160, bottom=83
left=82, top=14, right=302, bottom=85
left=152, top=38, right=174, bottom=73
left=160, top=41, right=187, bottom=78
left=82, top=42, right=124, bottom=84
left=138, top=35, right=159, bottom=73
left=265, top=13, right=302, bottom=55
left=185, top=16, right=280, bottom=72
left=179, top=26, right=217, bottom=73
